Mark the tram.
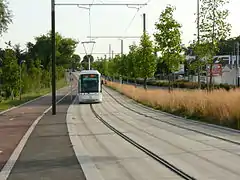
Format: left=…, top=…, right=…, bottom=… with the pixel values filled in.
left=78, top=70, right=103, bottom=103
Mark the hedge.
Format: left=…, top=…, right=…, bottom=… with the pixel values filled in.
left=104, top=75, right=236, bottom=91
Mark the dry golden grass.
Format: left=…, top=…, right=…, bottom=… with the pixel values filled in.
left=105, top=81, right=240, bottom=129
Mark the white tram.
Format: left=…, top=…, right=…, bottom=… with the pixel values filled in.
left=78, top=70, right=103, bottom=103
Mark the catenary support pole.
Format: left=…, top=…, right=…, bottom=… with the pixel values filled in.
left=51, top=0, right=56, bottom=115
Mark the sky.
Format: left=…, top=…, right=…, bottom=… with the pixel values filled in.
left=0, top=0, right=239, bottom=59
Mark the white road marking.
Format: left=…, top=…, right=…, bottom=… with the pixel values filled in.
left=0, top=88, right=76, bottom=180
left=9, top=118, right=14, bottom=121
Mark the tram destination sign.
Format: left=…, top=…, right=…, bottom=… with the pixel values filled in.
left=81, top=74, right=98, bottom=80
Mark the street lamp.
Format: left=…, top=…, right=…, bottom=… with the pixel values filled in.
left=19, top=60, right=25, bottom=100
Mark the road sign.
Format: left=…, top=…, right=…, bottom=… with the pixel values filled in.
left=207, top=64, right=222, bottom=76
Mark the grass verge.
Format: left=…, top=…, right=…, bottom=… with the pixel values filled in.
left=105, top=80, right=240, bottom=130
left=0, top=78, right=68, bottom=111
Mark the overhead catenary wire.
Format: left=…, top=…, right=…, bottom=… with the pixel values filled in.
left=81, top=0, right=96, bottom=56
left=89, top=9, right=92, bottom=40
left=88, top=0, right=95, bottom=41
left=123, top=0, right=152, bottom=34
left=85, top=0, right=151, bottom=57
left=124, top=7, right=141, bottom=34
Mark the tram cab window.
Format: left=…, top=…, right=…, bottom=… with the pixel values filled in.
left=80, top=74, right=99, bottom=93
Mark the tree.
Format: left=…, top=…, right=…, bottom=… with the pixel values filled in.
left=71, top=54, right=81, bottom=70
left=154, top=5, right=183, bottom=91
left=82, top=55, right=94, bottom=63
left=197, top=0, right=231, bottom=89
left=0, top=0, right=12, bottom=36
left=138, top=33, right=156, bottom=89
left=218, top=36, right=240, bottom=55
left=0, top=31, right=80, bottom=100
left=118, top=54, right=128, bottom=78
left=82, top=55, right=94, bottom=70
left=102, top=59, right=109, bottom=76
left=57, top=36, right=78, bottom=67
left=155, top=57, right=168, bottom=77
left=92, top=59, right=104, bottom=73
left=32, top=32, right=78, bottom=69
left=127, top=44, right=139, bottom=82
left=13, top=44, right=26, bottom=64
left=1, top=49, right=19, bottom=98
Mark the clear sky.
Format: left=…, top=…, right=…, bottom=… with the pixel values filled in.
left=0, top=0, right=239, bottom=59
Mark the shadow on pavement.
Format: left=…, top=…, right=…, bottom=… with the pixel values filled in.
left=2, top=155, right=116, bottom=174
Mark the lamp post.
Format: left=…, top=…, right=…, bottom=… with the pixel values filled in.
left=19, top=60, right=26, bottom=100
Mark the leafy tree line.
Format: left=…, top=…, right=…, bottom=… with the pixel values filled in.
left=0, top=32, right=80, bottom=99
left=92, top=33, right=157, bottom=90
left=91, top=1, right=234, bottom=90
left=183, top=0, right=231, bottom=89
left=0, top=0, right=81, bottom=100
left=91, top=5, right=186, bottom=90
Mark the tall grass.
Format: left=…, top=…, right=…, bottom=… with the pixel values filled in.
left=105, top=81, right=240, bottom=130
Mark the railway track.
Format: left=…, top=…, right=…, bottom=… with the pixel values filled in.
left=90, top=104, right=197, bottom=180
left=103, top=86, right=240, bottom=146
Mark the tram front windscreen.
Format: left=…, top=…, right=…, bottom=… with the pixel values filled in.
left=79, top=74, right=99, bottom=93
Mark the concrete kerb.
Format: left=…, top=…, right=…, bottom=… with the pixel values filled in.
left=0, top=88, right=77, bottom=180
left=66, top=97, right=105, bottom=180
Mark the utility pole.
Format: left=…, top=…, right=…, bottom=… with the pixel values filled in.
left=87, top=36, right=140, bottom=59
left=109, top=44, right=111, bottom=59
left=51, top=0, right=56, bottom=115
left=120, top=39, right=124, bottom=84
left=209, top=0, right=216, bottom=90
left=121, top=39, right=123, bottom=57
left=19, top=60, right=25, bottom=100
left=143, top=13, right=147, bottom=89
left=88, top=56, right=91, bottom=70
left=143, top=13, right=146, bottom=33
left=0, top=58, right=2, bottom=88
left=236, top=42, right=240, bottom=86
left=197, top=0, right=201, bottom=88
left=112, top=50, right=114, bottom=59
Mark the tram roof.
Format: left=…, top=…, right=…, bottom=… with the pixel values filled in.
left=79, top=70, right=101, bottom=75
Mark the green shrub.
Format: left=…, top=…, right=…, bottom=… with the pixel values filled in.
left=106, top=76, right=237, bottom=91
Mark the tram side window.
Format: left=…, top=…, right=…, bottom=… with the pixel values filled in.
left=80, top=74, right=99, bottom=93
